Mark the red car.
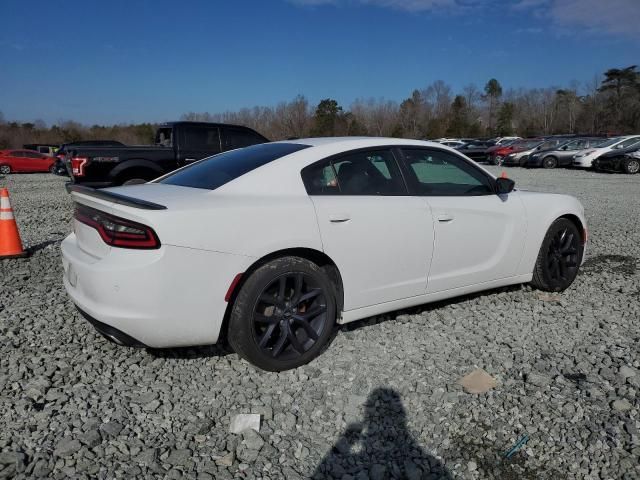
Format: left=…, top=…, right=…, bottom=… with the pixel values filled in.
left=0, top=149, right=56, bottom=174
left=486, top=139, right=543, bottom=165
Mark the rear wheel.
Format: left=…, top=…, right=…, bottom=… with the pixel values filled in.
left=49, top=165, right=56, bottom=174
left=542, top=156, right=558, bottom=169
left=531, top=218, right=583, bottom=292
left=623, top=158, right=640, bottom=174
left=228, top=257, right=336, bottom=371
left=0, top=165, right=10, bottom=175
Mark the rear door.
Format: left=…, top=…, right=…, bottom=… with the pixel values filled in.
left=177, top=125, right=222, bottom=165
left=398, top=147, right=526, bottom=293
left=303, top=148, right=434, bottom=311
left=23, top=151, right=50, bottom=172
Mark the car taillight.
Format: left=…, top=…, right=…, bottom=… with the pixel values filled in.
left=74, top=204, right=160, bottom=249
left=71, top=157, right=88, bottom=177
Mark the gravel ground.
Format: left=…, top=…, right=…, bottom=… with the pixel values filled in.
left=0, top=168, right=639, bottom=480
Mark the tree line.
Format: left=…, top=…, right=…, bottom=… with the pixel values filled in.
left=1, top=66, right=639, bottom=149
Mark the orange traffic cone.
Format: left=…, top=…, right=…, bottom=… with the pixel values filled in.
left=0, top=188, right=28, bottom=258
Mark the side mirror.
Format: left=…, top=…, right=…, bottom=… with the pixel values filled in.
left=495, top=177, right=515, bottom=194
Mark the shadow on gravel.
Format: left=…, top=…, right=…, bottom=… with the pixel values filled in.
left=339, top=285, right=523, bottom=334
left=145, top=344, right=232, bottom=360
left=581, top=254, right=638, bottom=276
left=26, top=238, right=64, bottom=255
left=312, top=388, right=452, bottom=479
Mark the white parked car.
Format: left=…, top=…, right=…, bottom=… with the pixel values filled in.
left=61, top=138, right=587, bottom=371
left=573, top=135, right=640, bottom=168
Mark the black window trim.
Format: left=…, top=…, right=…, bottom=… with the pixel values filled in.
left=301, top=146, right=411, bottom=196
left=395, top=146, right=499, bottom=197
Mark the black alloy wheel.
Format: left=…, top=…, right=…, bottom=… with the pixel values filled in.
left=623, top=158, right=640, bottom=174
left=252, top=272, right=328, bottom=360
left=531, top=218, right=583, bottom=292
left=543, top=156, right=558, bottom=169
left=228, top=256, right=336, bottom=371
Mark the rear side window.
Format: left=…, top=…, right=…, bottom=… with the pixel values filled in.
left=302, top=149, right=406, bottom=196
left=182, top=126, right=220, bottom=150
left=159, top=143, right=309, bottom=190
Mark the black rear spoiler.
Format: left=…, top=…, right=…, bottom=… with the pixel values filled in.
left=65, top=184, right=167, bottom=210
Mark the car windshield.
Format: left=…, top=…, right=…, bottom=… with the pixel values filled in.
left=597, top=137, right=621, bottom=148
left=158, top=142, right=310, bottom=190
left=514, top=140, right=541, bottom=149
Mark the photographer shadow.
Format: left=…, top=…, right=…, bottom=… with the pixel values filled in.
left=313, top=387, right=452, bottom=479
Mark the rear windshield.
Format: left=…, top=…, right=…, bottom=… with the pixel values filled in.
left=158, top=143, right=310, bottom=190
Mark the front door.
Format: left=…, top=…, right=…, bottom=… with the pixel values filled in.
left=302, top=148, right=434, bottom=311
left=397, top=147, right=526, bottom=293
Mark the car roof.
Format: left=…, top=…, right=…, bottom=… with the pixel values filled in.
left=275, top=136, right=445, bottom=149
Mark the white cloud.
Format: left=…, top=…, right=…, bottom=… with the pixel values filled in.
left=548, top=0, right=640, bottom=38
left=288, top=0, right=640, bottom=38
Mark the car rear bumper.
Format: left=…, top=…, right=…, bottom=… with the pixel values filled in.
left=61, top=233, right=254, bottom=348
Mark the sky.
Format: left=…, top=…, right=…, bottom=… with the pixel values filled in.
left=0, top=0, right=639, bottom=125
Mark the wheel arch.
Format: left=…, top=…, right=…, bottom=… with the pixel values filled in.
left=109, top=159, right=165, bottom=183
left=218, top=247, right=344, bottom=345
left=558, top=213, right=586, bottom=244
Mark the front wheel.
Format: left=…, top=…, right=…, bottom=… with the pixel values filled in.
left=531, top=218, right=583, bottom=292
left=227, top=257, right=336, bottom=371
left=542, top=156, right=558, bottom=169
left=0, top=165, right=10, bottom=175
left=623, top=158, right=640, bottom=174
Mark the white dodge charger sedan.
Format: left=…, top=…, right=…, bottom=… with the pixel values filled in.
left=61, top=138, right=587, bottom=371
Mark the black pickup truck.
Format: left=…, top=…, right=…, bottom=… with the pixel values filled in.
left=65, top=122, right=268, bottom=187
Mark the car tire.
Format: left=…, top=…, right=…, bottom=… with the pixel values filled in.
left=493, top=155, right=503, bottom=166
left=227, top=256, right=336, bottom=371
left=542, top=156, right=557, bottom=169
left=0, top=165, right=10, bottom=175
left=531, top=218, right=583, bottom=292
left=623, top=158, right=640, bottom=174
left=519, top=157, right=528, bottom=167
left=49, top=165, right=56, bottom=174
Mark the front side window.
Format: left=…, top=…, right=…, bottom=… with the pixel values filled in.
left=400, top=148, right=494, bottom=196
left=302, top=149, right=406, bottom=196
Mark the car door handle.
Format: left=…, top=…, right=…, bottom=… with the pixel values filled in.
left=437, top=214, right=454, bottom=223
left=329, top=214, right=351, bottom=223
